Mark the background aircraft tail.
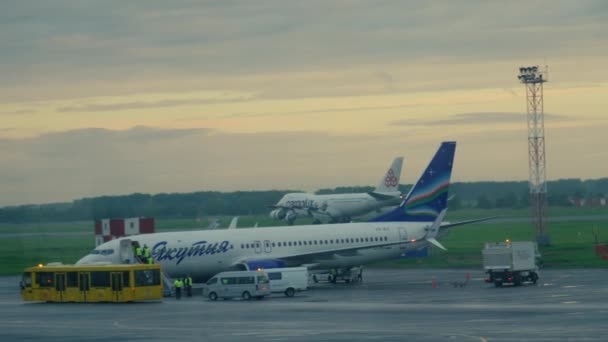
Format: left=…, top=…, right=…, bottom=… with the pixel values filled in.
left=374, top=157, right=404, bottom=193
left=370, top=142, right=456, bottom=222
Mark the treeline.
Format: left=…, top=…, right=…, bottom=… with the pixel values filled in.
left=1, top=179, right=607, bottom=223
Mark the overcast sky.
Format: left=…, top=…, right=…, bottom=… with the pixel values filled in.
left=1, top=1, right=607, bottom=206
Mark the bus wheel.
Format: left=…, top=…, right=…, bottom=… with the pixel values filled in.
left=208, top=292, right=218, bottom=301
left=242, top=291, right=252, bottom=300
left=285, top=288, right=295, bottom=297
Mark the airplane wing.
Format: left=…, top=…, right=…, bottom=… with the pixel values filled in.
left=439, top=217, right=498, bottom=230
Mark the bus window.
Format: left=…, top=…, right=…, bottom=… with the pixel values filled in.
left=37, top=272, right=54, bottom=287
left=206, top=277, right=218, bottom=285
left=90, top=272, right=110, bottom=287
left=67, top=272, right=78, bottom=287
left=221, top=277, right=237, bottom=285
left=237, top=276, right=254, bottom=284
left=257, top=275, right=269, bottom=284
left=135, top=269, right=160, bottom=286
left=123, top=271, right=130, bottom=287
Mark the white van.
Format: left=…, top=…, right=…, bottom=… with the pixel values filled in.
left=203, top=271, right=271, bottom=301
left=265, top=267, right=309, bottom=297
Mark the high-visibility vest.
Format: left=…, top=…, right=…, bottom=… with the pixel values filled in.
left=184, top=277, right=192, bottom=286
left=174, top=280, right=183, bottom=288
left=147, top=257, right=154, bottom=264
left=143, top=247, right=151, bottom=258
left=135, top=247, right=142, bottom=256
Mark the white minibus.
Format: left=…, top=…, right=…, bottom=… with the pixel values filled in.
left=203, top=270, right=270, bottom=301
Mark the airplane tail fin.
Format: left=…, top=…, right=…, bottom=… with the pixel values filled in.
left=228, top=217, right=239, bottom=229
left=370, top=141, right=456, bottom=222
left=374, top=157, right=404, bottom=193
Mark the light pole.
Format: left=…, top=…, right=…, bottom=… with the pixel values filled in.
left=518, top=65, right=550, bottom=246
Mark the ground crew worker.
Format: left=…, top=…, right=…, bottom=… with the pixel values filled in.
left=135, top=245, right=143, bottom=263
left=184, top=275, right=193, bottom=297
left=329, top=268, right=337, bottom=283
left=174, top=278, right=183, bottom=299
left=143, top=244, right=151, bottom=261
left=147, top=256, right=154, bottom=264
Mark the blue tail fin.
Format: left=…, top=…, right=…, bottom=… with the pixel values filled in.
left=370, top=141, right=456, bottom=222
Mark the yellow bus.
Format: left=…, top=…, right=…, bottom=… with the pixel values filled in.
left=20, top=263, right=163, bottom=303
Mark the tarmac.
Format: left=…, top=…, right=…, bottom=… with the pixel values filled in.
left=1, top=268, right=607, bottom=341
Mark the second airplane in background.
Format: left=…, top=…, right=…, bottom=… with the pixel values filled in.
left=269, top=157, right=404, bottom=225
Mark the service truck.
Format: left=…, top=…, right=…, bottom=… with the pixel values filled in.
left=483, top=241, right=540, bottom=287
left=310, top=266, right=363, bottom=284
left=265, top=267, right=309, bottom=297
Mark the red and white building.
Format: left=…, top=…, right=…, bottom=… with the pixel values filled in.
left=94, top=217, right=155, bottom=246
left=570, top=197, right=607, bottom=208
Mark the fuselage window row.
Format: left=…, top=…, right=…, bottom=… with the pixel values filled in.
left=239, top=236, right=389, bottom=249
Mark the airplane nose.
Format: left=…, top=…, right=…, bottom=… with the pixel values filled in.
left=75, top=255, right=93, bottom=265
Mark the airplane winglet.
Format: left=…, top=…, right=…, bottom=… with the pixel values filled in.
left=424, top=209, right=448, bottom=250
left=426, top=238, right=447, bottom=251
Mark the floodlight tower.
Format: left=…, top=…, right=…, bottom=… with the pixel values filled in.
left=518, top=65, right=550, bottom=245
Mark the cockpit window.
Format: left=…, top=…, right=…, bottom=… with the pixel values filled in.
left=88, top=249, right=114, bottom=256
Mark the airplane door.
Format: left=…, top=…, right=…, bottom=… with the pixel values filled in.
left=398, top=228, right=408, bottom=250
left=110, top=272, right=123, bottom=302
left=55, top=273, right=66, bottom=302
left=119, top=239, right=133, bottom=264
left=79, top=272, right=90, bottom=302
left=254, top=241, right=262, bottom=254
left=264, top=240, right=272, bottom=253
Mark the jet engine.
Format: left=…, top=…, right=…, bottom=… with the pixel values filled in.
left=239, top=259, right=288, bottom=271
left=284, top=210, right=296, bottom=223
left=270, top=209, right=286, bottom=220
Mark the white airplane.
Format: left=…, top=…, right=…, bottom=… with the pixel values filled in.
left=269, top=157, right=404, bottom=224
left=77, top=142, right=486, bottom=283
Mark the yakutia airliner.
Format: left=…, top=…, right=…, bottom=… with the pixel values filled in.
left=77, top=142, right=484, bottom=282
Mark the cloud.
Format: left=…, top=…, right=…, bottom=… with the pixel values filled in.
left=0, top=109, right=36, bottom=115
left=0, top=126, right=405, bottom=206
left=225, top=103, right=420, bottom=119
left=2, top=121, right=608, bottom=206
left=502, top=88, right=518, bottom=97
left=391, top=112, right=570, bottom=126
left=2, top=1, right=607, bottom=97
left=57, top=96, right=254, bottom=113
